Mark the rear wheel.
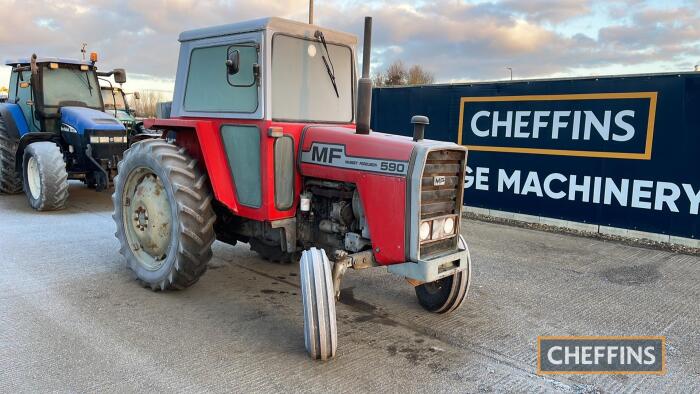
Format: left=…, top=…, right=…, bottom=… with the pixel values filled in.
left=22, top=142, right=69, bottom=211
left=250, top=237, right=297, bottom=264
left=0, top=117, right=23, bottom=194
left=112, top=139, right=216, bottom=291
left=300, top=247, right=337, bottom=360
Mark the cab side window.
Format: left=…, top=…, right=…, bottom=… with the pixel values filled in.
left=184, top=44, right=258, bottom=113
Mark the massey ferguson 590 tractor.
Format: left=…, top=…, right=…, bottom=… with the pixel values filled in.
left=113, top=17, right=472, bottom=360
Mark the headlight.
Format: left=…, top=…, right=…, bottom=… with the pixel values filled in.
left=89, top=136, right=126, bottom=144
left=444, top=217, right=455, bottom=234
left=420, top=216, right=458, bottom=243
left=419, top=221, right=431, bottom=241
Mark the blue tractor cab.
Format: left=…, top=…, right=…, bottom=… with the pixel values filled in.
left=0, top=54, right=128, bottom=210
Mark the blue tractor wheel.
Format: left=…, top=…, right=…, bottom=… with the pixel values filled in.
left=0, top=117, right=23, bottom=194
left=22, top=142, right=69, bottom=211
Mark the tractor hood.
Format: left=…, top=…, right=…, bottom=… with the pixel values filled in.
left=60, top=106, right=125, bottom=135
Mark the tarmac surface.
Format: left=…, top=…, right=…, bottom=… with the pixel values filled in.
left=1, top=183, right=698, bottom=393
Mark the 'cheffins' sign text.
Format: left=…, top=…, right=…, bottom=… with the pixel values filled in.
left=458, top=93, right=658, bottom=160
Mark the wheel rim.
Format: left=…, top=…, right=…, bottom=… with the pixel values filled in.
left=121, top=167, right=173, bottom=271
left=27, top=156, right=41, bottom=199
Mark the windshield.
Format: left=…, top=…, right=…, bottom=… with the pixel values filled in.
left=272, top=34, right=353, bottom=122
left=102, top=88, right=127, bottom=111
left=42, top=66, right=102, bottom=109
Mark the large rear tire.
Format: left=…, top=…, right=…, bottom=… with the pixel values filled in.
left=0, top=117, right=23, bottom=194
left=22, top=142, right=69, bottom=211
left=300, top=248, right=337, bottom=360
left=250, top=237, right=296, bottom=264
left=112, top=139, right=216, bottom=291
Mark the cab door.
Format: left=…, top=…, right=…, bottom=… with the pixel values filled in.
left=12, top=70, right=38, bottom=132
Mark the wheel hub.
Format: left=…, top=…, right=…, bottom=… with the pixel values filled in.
left=27, top=156, right=41, bottom=200
left=133, top=206, right=149, bottom=231
left=122, top=170, right=172, bottom=270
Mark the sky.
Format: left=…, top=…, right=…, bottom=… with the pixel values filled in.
left=1, top=0, right=699, bottom=96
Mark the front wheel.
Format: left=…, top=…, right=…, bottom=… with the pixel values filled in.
left=300, top=248, right=337, bottom=360
left=22, top=142, right=69, bottom=211
left=415, top=250, right=471, bottom=314
left=112, top=139, right=216, bottom=291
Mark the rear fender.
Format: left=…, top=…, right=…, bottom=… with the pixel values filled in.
left=145, top=119, right=240, bottom=214
left=0, top=103, right=30, bottom=138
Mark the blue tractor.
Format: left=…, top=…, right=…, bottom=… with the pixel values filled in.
left=0, top=54, right=129, bottom=210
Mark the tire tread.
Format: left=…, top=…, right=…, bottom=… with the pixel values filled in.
left=0, top=117, right=23, bottom=194
left=112, top=139, right=216, bottom=291
left=23, top=142, right=69, bottom=211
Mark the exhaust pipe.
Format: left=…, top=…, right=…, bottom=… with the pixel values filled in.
left=356, top=16, right=372, bottom=135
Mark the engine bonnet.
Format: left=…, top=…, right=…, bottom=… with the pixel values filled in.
left=60, top=106, right=125, bottom=134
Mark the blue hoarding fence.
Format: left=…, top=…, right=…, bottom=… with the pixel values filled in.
left=371, top=72, right=700, bottom=241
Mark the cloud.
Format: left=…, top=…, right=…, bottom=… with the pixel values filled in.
left=0, top=0, right=699, bottom=90
left=499, top=0, right=592, bottom=24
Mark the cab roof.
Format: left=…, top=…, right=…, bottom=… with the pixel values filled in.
left=178, top=16, right=357, bottom=46
left=4, top=57, right=91, bottom=66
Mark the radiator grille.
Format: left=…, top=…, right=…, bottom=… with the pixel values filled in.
left=87, top=130, right=127, bottom=161
left=419, top=149, right=465, bottom=258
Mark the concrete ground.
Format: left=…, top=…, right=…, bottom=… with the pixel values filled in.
left=1, top=183, right=698, bottom=393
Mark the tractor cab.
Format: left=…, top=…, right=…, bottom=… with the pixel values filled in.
left=168, top=17, right=356, bottom=124
left=0, top=55, right=132, bottom=209
left=100, top=85, right=142, bottom=134
left=5, top=57, right=115, bottom=132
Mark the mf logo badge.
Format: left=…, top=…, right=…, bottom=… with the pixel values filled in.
left=434, top=176, right=446, bottom=186
left=301, top=142, right=409, bottom=176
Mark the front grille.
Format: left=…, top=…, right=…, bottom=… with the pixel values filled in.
left=86, top=130, right=127, bottom=162
left=419, top=149, right=466, bottom=258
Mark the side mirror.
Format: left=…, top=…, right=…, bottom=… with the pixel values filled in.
left=113, top=68, right=127, bottom=84
left=226, top=50, right=240, bottom=75
left=133, top=91, right=141, bottom=100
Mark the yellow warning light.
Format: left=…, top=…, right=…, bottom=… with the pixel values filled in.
left=90, top=52, right=98, bottom=63
left=49, top=63, right=59, bottom=69
left=80, top=65, right=89, bottom=71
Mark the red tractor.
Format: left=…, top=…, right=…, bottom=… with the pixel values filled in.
left=113, top=16, right=472, bottom=360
